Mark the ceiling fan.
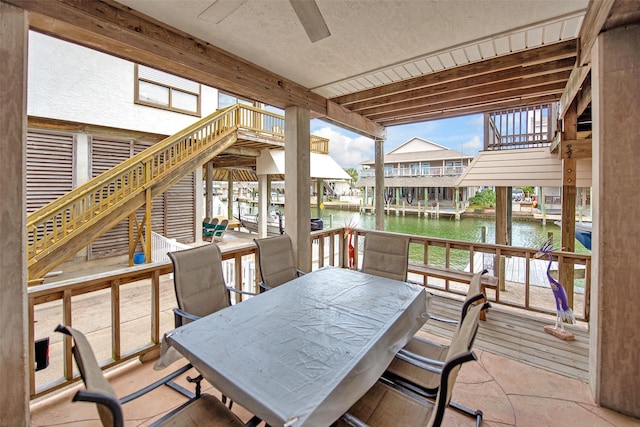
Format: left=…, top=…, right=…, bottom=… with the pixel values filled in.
left=199, top=0, right=331, bottom=43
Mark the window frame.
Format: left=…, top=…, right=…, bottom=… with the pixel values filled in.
left=134, top=65, right=201, bottom=117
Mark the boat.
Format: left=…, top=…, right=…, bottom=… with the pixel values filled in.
left=239, top=213, right=284, bottom=236
left=554, top=221, right=592, bottom=250
left=238, top=211, right=323, bottom=236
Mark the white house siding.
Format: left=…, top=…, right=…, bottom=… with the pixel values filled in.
left=454, top=147, right=592, bottom=188
left=27, top=32, right=219, bottom=135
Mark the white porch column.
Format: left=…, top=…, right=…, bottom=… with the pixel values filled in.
left=258, top=174, right=268, bottom=238
left=0, top=3, right=30, bottom=424
left=205, top=161, right=213, bottom=218
left=226, top=169, right=234, bottom=220
left=374, top=137, right=385, bottom=230
left=195, top=166, right=204, bottom=243
left=284, top=106, right=311, bottom=271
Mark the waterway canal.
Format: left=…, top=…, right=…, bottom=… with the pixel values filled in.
left=314, top=207, right=590, bottom=269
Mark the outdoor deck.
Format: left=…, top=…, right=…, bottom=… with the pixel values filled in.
left=29, top=293, right=638, bottom=426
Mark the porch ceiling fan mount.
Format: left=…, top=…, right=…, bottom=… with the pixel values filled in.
left=199, top=0, right=331, bottom=43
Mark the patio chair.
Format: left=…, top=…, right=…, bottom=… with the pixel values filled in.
left=54, top=324, right=261, bottom=427
left=202, top=217, right=219, bottom=241
left=213, top=218, right=229, bottom=242
left=385, top=269, right=487, bottom=371
left=361, top=231, right=410, bottom=282
left=254, top=234, right=305, bottom=292
left=381, top=302, right=490, bottom=426
left=168, top=243, right=255, bottom=327
left=428, top=269, right=488, bottom=324
left=339, top=305, right=488, bottom=427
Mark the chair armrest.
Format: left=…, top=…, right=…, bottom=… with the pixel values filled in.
left=173, top=307, right=201, bottom=327
left=119, top=363, right=193, bottom=404
left=394, top=350, right=444, bottom=373
left=258, top=281, right=272, bottom=292
left=340, top=412, right=371, bottom=427
left=73, top=390, right=124, bottom=427
left=226, top=286, right=257, bottom=297
left=428, top=314, right=459, bottom=324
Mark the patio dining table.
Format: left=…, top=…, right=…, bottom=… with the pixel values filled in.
left=159, top=266, right=428, bottom=427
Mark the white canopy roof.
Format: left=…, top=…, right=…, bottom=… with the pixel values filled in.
left=257, top=149, right=351, bottom=180
left=455, top=147, right=592, bottom=187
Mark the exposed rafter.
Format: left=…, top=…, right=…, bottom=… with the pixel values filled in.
left=329, top=40, right=577, bottom=126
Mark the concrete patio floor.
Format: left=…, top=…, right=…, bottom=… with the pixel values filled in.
left=30, top=328, right=640, bottom=427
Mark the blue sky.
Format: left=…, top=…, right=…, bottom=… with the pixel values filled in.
left=311, top=114, right=485, bottom=170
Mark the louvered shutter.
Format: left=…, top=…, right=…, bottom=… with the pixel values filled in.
left=89, top=137, right=132, bottom=259
left=26, top=130, right=74, bottom=214
left=165, top=172, right=196, bottom=243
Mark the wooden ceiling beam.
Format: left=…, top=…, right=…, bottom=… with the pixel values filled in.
left=579, top=0, right=640, bottom=66
left=577, top=76, right=592, bottom=117
left=331, top=40, right=577, bottom=106
left=323, top=101, right=386, bottom=139
left=578, top=0, right=615, bottom=66
left=6, top=0, right=326, bottom=115
left=221, top=146, right=262, bottom=158
left=346, top=58, right=575, bottom=112
left=361, top=76, right=569, bottom=120
left=376, top=94, right=561, bottom=126
left=558, top=65, right=591, bottom=118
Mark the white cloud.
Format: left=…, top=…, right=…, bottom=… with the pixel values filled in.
left=313, top=126, right=374, bottom=169
left=461, top=135, right=482, bottom=154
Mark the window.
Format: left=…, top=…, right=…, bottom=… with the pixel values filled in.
left=218, top=91, right=254, bottom=109
left=409, top=163, right=421, bottom=176
left=445, top=160, right=463, bottom=175
left=384, top=165, right=394, bottom=176
left=135, top=65, right=201, bottom=116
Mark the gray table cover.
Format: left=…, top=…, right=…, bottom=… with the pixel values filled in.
left=164, top=267, right=428, bottom=427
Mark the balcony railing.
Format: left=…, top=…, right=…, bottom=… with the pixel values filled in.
left=485, top=103, right=557, bottom=150
left=360, top=166, right=466, bottom=179
left=29, top=228, right=590, bottom=399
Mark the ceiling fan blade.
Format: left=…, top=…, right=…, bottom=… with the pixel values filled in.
left=289, top=0, right=331, bottom=43
left=199, top=0, right=248, bottom=25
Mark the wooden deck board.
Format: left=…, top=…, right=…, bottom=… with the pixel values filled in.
left=423, top=294, right=590, bottom=381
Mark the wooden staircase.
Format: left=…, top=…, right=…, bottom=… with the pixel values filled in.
left=26, top=105, right=246, bottom=282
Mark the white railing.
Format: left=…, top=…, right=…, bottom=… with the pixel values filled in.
left=151, top=232, right=191, bottom=263
left=361, top=166, right=466, bottom=178
left=152, top=231, right=256, bottom=298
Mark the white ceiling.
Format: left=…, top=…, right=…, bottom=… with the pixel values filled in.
left=117, top=0, right=589, bottom=100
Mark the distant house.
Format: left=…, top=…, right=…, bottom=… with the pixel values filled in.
left=357, top=137, right=476, bottom=207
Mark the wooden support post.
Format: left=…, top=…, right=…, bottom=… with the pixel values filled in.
left=145, top=189, right=152, bottom=263
left=285, top=106, right=311, bottom=271
left=495, top=187, right=508, bottom=245
left=128, top=213, right=135, bottom=266
left=151, top=270, right=160, bottom=343
left=317, top=178, right=323, bottom=215
left=374, top=138, right=385, bottom=230
left=111, top=279, right=121, bottom=359
left=206, top=161, right=213, bottom=218
left=561, top=102, right=577, bottom=308
left=227, top=169, right=234, bottom=220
